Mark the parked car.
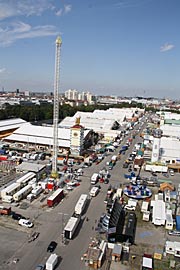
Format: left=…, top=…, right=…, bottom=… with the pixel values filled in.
left=124, top=205, right=136, bottom=211
left=77, top=168, right=83, bottom=175
left=35, top=264, right=45, bottom=270
left=104, top=178, right=109, bottom=184
left=169, top=169, right=175, bottom=176
left=99, top=177, right=104, bottom=183
left=47, top=241, right=57, bottom=252
left=19, top=219, right=34, bottom=228
left=162, top=172, right=169, bottom=178
left=12, top=213, right=26, bottom=221
left=168, top=230, right=180, bottom=236
left=123, top=163, right=128, bottom=168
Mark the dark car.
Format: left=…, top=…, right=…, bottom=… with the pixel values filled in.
left=47, top=241, right=57, bottom=252
left=12, top=212, right=26, bottom=220
left=35, top=264, right=45, bottom=270
left=123, top=163, right=128, bottom=168
left=104, top=178, right=109, bottom=184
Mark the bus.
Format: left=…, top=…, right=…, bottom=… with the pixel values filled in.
left=64, top=215, right=81, bottom=239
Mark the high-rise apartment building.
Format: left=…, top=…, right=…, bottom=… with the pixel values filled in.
left=65, top=89, right=95, bottom=103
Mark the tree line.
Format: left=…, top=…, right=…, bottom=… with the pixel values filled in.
left=0, top=102, right=159, bottom=123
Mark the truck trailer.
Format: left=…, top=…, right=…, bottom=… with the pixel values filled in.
left=74, top=194, right=88, bottom=215
left=47, top=189, right=64, bottom=207
left=64, top=215, right=81, bottom=239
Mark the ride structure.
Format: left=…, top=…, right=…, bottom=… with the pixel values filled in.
left=51, top=36, right=62, bottom=178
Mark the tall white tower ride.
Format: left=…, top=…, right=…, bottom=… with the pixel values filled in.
left=52, top=36, right=62, bottom=178
left=151, top=128, right=163, bottom=163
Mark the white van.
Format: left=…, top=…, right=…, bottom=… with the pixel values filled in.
left=90, top=173, right=99, bottom=185
left=89, top=187, right=99, bottom=197
left=46, top=253, right=58, bottom=270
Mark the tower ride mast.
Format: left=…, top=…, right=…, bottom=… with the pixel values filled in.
left=52, top=36, right=62, bottom=178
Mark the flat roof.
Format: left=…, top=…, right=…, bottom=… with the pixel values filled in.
left=15, top=162, right=45, bottom=172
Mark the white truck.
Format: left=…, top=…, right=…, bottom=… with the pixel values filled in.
left=74, top=194, right=88, bottom=215
left=46, top=253, right=58, bottom=270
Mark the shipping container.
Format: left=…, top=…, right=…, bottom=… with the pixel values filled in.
left=47, top=189, right=64, bottom=207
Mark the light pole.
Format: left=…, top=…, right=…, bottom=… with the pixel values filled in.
left=59, top=212, right=68, bottom=244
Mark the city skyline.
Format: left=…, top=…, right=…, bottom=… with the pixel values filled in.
left=0, top=0, right=179, bottom=99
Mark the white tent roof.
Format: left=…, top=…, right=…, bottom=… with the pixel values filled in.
left=0, top=118, right=27, bottom=132
left=160, top=137, right=180, bottom=161
left=5, top=123, right=90, bottom=148
left=161, top=124, right=180, bottom=138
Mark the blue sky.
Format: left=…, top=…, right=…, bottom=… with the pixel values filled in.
left=0, top=0, right=179, bottom=99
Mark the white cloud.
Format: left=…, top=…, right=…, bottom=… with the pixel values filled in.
left=0, top=1, right=72, bottom=20
left=0, top=1, right=71, bottom=46
left=0, top=0, right=54, bottom=20
left=160, top=43, right=175, bottom=52
left=0, top=21, right=58, bottom=47
left=55, top=9, right=63, bottom=17
left=0, top=68, right=6, bottom=74
left=115, top=0, right=152, bottom=8
left=64, top=4, right=72, bottom=14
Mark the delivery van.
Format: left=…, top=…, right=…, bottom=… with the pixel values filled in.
left=89, top=187, right=99, bottom=197
left=90, top=173, right=99, bottom=185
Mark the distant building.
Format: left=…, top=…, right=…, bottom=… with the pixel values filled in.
left=64, top=89, right=95, bottom=103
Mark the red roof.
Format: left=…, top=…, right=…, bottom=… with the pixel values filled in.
left=71, top=124, right=84, bottom=129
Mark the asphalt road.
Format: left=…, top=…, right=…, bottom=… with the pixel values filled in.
left=2, top=124, right=146, bottom=270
